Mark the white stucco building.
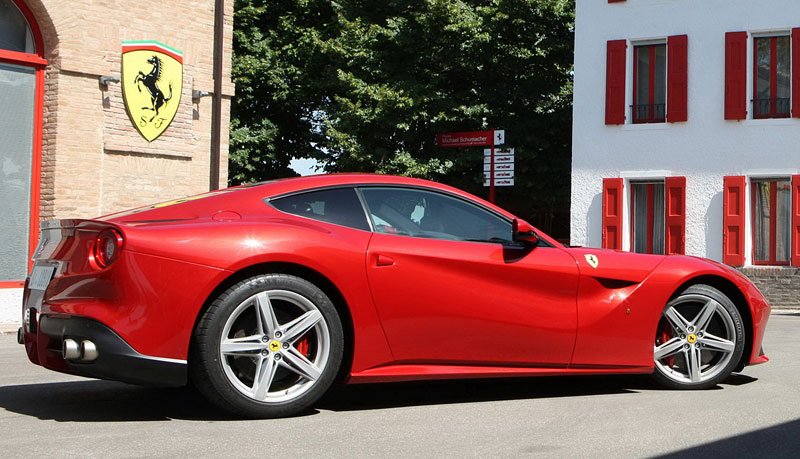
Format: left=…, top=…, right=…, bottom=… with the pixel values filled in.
left=571, top=0, right=800, bottom=294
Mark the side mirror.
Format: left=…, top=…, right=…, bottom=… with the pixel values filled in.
left=512, top=219, right=539, bottom=245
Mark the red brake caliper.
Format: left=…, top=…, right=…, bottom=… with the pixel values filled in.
left=295, top=336, right=310, bottom=357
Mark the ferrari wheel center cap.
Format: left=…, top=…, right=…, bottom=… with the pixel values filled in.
left=268, top=340, right=282, bottom=352
left=687, top=334, right=697, bottom=344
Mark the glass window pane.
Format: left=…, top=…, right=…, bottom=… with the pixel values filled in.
left=752, top=181, right=771, bottom=263
left=755, top=38, right=771, bottom=116
left=270, top=188, right=370, bottom=231
left=0, top=0, right=34, bottom=53
left=635, top=46, right=650, bottom=108
left=652, top=184, right=665, bottom=255
left=653, top=45, right=667, bottom=110
left=361, top=188, right=512, bottom=243
left=632, top=184, right=648, bottom=254
left=776, top=36, right=791, bottom=114
left=776, top=180, right=791, bottom=262
left=0, top=62, right=35, bottom=281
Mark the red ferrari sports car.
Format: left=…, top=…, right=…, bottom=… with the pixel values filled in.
left=20, top=174, right=770, bottom=418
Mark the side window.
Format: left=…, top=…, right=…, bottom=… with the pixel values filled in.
left=270, top=187, right=370, bottom=231
left=360, top=187, right=512, bottom=243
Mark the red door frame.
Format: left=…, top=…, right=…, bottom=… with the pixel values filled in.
left=0, top=0, right=46, bottom=287
left=629, top=182, right=662, bottom=254
left=751, top=179, right=790, bottom=266
left=753, top=36, right=791, bottom=119
left=632, top=44, right=666, bottom=124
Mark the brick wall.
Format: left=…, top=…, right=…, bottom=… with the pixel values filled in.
left=27, top=0, right=233, bottom=221
left=739, top=267, right=800, bottom=310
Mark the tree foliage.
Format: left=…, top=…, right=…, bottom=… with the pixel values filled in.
left=230, top=0, right=574, bottom=235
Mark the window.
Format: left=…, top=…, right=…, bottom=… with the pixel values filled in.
left=0, top=0, right=34, bottom=53
left=270, top=187, right=370, bottom=231
left=603, top=177, right=685, bottom=254
left=753, top=35, right=791, bottom=119
left=1, top=0, right=43, bottom=284
left=633, top=43, right=667, bottom=123
left=630, top=182, right=665, bottom=254
left=751, top=179, right=791, bottom=265
left=360, top=187, right=513, bottom=243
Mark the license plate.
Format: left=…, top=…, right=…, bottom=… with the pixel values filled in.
left=28, top=265, right=55, bottom=291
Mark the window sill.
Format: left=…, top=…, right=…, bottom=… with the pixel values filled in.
left=621, top=123, right=669, bottom=131
left=743, top=118, right=797, bottom=127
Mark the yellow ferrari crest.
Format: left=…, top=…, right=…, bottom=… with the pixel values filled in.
left=584, top=254, right=599, bottom=269
left=121, top=40, right=183, bottom=142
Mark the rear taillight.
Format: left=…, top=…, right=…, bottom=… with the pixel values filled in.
left=92, top=229, right=124, bottom=269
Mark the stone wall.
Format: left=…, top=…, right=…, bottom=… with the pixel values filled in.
left=739, top=268, right=800, bottom=310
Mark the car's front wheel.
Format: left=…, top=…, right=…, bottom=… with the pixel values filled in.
left=191, top=274, right=343, bottom=418
left=652, top=284, right=745, bottom=389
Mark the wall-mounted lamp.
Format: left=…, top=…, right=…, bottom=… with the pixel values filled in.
left=99, top=75, right=121, bottom=88
left=193, top=90, right=211, bottom=102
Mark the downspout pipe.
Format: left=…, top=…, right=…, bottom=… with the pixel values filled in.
left=210, top=0, right=225, bottom=190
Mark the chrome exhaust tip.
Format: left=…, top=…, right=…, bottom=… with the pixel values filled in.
left=80, top=340, right=99, bottom=362
left=62, top=339, right=81, bottom=360
left=17, top=327, right=24, bottom=345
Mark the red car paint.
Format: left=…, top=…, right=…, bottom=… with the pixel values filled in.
left=23, top=174, right=770, bottom=383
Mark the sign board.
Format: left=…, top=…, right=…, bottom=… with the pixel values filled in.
left=483, top=163, right=513, bottom=171
left=122, top=40, right=184, bottom=142
left=436, top=130, right=493, bottom=148
left=484, top=148, right=514, bottom=157
left=483, top=154, right=514, bottom=164
left=494, top=130, right=505, bottom=146
left=484, top=170, right=514, bottom=179
left=484, top=179, right=515, bottom=187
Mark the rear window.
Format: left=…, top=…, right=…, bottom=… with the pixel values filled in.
left=270, top=188, right=370, bottom=231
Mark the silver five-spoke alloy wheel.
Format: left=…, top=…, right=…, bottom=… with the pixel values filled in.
left=653, top=284, right=744, bottom=388
left=192, top=274, right=343, bottom=418
left=220, top=290, right=330, bottom=403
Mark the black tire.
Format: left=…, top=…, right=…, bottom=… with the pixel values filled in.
left=652, top=284, right=745, bottom=390
left=191, top=274, right=344, bottom=418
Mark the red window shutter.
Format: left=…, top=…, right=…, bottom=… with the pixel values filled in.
left=667, top=35, right=688, bottom=123
left=665, top=176, right=687, bottom=255
left=724, top=32, right=748, bottom=120
left=793, top=29, right=800, bottom=118
left=792, top=175, right=800, bottom=266
left=602, top=178, right=624, bottom=249
left=605, top=40, right=627, bottom=125
left=722, top=176, right=746, bottom=266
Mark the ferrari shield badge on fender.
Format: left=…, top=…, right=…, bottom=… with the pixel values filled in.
left=121, top=40, right=183, bottom=142
left=585, top=254, right=599, bottom=269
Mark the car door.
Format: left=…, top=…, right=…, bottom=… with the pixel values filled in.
left=360, top=186, right=579, bottom=366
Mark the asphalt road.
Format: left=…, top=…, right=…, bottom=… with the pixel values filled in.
left=1, top=314, right=799, bottom=458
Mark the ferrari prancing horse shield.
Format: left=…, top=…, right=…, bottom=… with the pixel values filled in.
left=122, top=40, right=183, bottom=142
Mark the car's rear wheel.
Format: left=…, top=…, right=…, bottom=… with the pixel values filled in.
left=191, top=274, right=343, bottom=418
left=652, top=284, right=744, bottom=389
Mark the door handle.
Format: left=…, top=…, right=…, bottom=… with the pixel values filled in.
left=375, top=255, right=395, bottom=267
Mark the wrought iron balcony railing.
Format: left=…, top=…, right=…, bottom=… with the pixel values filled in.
left=752, top=98, right=791, bottom=119
left=631, top=103, right=666, bottom=124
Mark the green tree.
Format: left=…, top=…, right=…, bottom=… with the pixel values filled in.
left=230, top=0, right=574, bottom=236
left=229, top=0, right=337, bottom=182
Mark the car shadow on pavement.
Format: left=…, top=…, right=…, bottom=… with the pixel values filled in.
left=0, top=380, right=257, bottom=422
left=318, top=373, right=756, bottom=412
left=0, top=373, right=757, bottom=421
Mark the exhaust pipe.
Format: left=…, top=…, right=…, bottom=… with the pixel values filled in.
left=81, top=340, right=99, bottom=361
left=62, top=339, right=99, bottom=362
left=62, top=339, right=81, bottom=360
